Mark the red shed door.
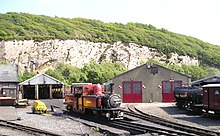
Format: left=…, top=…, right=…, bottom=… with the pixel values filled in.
left=122, top=81, right=142, bottom=103
left=162, top=81, right=182, bottom=102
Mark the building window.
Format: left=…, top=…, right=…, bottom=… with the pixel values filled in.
left=2, top=71, right=9, bottom=75
left=123, top=82, right=132, bottom=94
left=133, top=82, right=141, bottom=94
left=215, top=90, right=219, bottom=95
left=163, top=82, right=171, bottom=93
left=151, top=66, right=158, bottom=75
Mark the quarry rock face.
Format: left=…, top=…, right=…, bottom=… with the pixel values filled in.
left=1, top=39, right=199, bottom=73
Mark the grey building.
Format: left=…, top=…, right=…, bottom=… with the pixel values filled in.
left=19, top=73, right=65, bottom=99
left=0, top=64, right=19, bottom=99
left=111, top=63, right=191, bottom=103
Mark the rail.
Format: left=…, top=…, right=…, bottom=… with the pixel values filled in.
left=124, top=106, right=220, bottom=136
left=0, top=119, right=61, bottom=136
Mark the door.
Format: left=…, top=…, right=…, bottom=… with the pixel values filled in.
left=122, top=81, right=142, bottom=103
left=210, top=88, right=220, bottom=110
left=162, top=81, right=182, bottom=102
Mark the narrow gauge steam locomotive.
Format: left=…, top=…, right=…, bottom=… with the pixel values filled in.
left=174, top=86, right=203, bottom=113
left=64, top=83, right=124, bottom=120
left=174, top=84, right=220, bottom=115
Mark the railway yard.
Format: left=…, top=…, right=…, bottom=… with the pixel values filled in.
left=1, top=99, right=220, bottom=136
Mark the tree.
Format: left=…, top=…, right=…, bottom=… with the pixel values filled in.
left=45, top=69, right=65, bottom=83
left=18, top=70, right=37, bottom=82
left=82, top=62, right=127, bottom=83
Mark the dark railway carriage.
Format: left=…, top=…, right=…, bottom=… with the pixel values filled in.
left=202, top=84, right=220, bottom=114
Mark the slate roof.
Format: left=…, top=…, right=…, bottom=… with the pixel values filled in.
left=0, top=64, right=18, bottom=82
left=19, top=73, right=64, bottom=85
left=112, top=62, right=190, bottom=80
left=191, top=75, right=220, bottom=86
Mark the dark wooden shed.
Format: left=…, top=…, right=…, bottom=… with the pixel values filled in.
left=0, top=64, right=19, bottom=97
left=111, top=63, right=191, bottom=103
left=19, top=73, right=65, bottom=99
left=0, top=64, right=19, bottom=105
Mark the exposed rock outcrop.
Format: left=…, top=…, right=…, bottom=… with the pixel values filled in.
left=2, top=39, right=199, bottom=73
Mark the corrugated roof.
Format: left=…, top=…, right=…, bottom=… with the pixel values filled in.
left=19, top=73, right=64, bottom=85
left=0, top=64, right=18, bottom=82
left=191, top=75, right=220, bottom=86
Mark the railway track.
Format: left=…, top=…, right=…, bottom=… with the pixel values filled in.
left=0, top=119, right=61, bottom=136
left=63, top=110, right=195, bottom=135
left=110, top=119, right=196, bottom=136
left=124, top=106, right=220, bottom=136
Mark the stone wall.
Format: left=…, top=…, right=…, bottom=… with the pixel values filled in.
left=2, top=39, right=199, bottom=73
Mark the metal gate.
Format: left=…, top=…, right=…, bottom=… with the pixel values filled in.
left=122, top=81, right=142, bottom=103
left=162, top=80, right=182, bottom=102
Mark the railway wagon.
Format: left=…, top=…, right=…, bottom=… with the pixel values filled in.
left=64, top=83, right=124, bottom=120
left=202, top=84, right=220, bottom=114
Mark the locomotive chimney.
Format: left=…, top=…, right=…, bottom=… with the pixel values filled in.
left=110, top=83, right=114, bottom=94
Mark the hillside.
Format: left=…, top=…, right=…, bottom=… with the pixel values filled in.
left=0, top=12, right=220, bottom=68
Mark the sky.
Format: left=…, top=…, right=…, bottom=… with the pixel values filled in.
left=0, top=0, right=220, bottom=45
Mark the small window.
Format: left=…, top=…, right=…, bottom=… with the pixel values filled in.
left=123, top=82, right=131, bottom=94
left=2, top=71, right=9, bottom=75
left=133, top=82, right=141, bottom=94
left=215, top=90, right=219, bottom=95
left=163, top=82, right=171, bottom=93
left=74, top=87, right=83, bottom=94
left=151, top=66, right=158, bottom=75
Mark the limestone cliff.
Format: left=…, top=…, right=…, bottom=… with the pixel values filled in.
left=1, top=39, right=199, bottom=73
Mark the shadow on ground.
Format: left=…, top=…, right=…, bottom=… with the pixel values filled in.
left=160, top=106, right=220, bottom=127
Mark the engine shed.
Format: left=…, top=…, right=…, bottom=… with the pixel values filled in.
left=111, top=63, right=190, bottom=103
left=19, top=73, right=65, bottom=99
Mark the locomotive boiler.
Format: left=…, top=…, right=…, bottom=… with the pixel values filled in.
left=64, top=83, right=124, bottom=120
left=174, top=86, right=203, bottom=112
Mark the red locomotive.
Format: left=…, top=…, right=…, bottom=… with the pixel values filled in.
left=64, top=83, right=124, bottom=120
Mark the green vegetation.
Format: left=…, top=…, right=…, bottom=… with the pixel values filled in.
left=18, top=62, right=127, bottom=84
left=18, top=70, right=37, bottom=82
left=18, top=61, right=220, bottom=83
left=0, top=60, right=8, bottom=64
left=44, top=62, right=127, bottom=85
left=1, top=12, right=220, bottom=68
left=1, top=12, right=220, bottom=82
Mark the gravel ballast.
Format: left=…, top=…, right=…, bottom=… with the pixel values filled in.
left=1, top=100, right=220, bottom=135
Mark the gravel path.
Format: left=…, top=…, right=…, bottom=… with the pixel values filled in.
left=0, top=99, right=102, bottom=136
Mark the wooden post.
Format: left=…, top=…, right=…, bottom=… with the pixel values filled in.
left=35, top=84, right=39, bottom=100
left=49, top=85, right=52, bottom=99
left=22, top=85, right=25, bottom=99
left=62, top=85, right=65, bottom=98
